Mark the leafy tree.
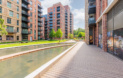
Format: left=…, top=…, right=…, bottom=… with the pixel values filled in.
left=49, top=29, right=56, bottom=39
left=78, top=32, right=85, bottom=39
left=69, top=33, right=73, bottom=39
left=74, top=28, right=85, bottom=36
left=0, top=18, right=8, bottom=35
left=56, top=29, right=63, bottom=42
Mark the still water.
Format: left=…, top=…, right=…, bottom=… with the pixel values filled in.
left=0, top=45, right=72, bottom=78
left=0, top=43, right=74, bottom=57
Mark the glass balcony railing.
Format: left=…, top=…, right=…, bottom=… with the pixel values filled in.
left=88, top=17, right=96, bottom=26
left=88, top=4, right=96, bottom=14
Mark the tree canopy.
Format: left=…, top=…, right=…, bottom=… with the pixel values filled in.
left=56, top=29, right=63, bottom=38
left=49, top=29, right=56, bottom=39
left=69, top=33, right=73, bottom=39
left=74, top=28, right=85, bottom=36
left=0, top=18, right=8, bottom=35
left=78, top=32, right=85, bottom=38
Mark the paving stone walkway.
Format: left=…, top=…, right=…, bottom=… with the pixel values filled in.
left=41, top=42, right=123, bottom=78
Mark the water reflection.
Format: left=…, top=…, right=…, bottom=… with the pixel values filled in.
left=0, top=46, right=71, bottom=78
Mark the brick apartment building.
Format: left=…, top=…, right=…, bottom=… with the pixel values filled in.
left=85, top=0, right=123, bottom=59
left=0, top=0, right=43, bottom=42
left=47, top=2, right=73, bottom=39
left=42, top=15, right=48, bottom=40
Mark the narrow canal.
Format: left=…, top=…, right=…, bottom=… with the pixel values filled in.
left=0, top=43, right=74, bottom=57
left=0, top=45, right=72, bottom=78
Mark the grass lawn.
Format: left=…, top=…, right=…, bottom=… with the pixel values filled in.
left=0, top=40, right=67, bottom=49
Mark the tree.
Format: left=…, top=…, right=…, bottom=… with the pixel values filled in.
left=78, top=32, right=85, bottom=39
left=0, top=18, right=8, bottom=35
left=69, top=33, right=73, bottom=39
left=49, top=29, right=56, bottom=39
left=78, top=32, right=83, bottom=38
left=74, top=28, right=85, bottom=36
left=56, top=29, right=63, bottom=42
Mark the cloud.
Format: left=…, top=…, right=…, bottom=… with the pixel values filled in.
left=40, top=0, right=85, bottom=29
left=72, top=8, right=85, bottom=29
left=41, top=0, right=72, bottom=14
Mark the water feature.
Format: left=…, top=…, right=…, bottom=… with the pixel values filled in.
left=0, top=45, right=72, bottom=78
left=0, top=43, right=74, bottom=57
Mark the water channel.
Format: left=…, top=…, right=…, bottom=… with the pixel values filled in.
left=0, top=45, right=72, bottom=78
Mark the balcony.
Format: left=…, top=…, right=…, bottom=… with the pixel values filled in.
left=88, top=17, right=96, bottom=27
left=49, top=15, right=53, bottom=18
left=49, top=24, right=53, bottom=27
left=38, top=14, right=42, bottom=18
left=22, top=18, right=30, bottom=22
left=38, top=24, right=42, bottom=27
left=38, top=28, right=41, bottom=31
left=49, top=12, right=53, bottom=15
left=49, top=21, right=53, bottom=24
left=38, top=5, right=43, bottom=9
left=38, top=19, right=42, bottom=22
left=49, top=18, right=53, bottom=21
left=22, top=4, right=29, bottom=10
left=22, top=0, right=29, bottom=4
left=22, top=25, right=30, bottom=29
left=88, top=0, right=95, bottom=2
left=6, top=29, right=16, bottom=34
left=38, top=9, right=42, bottom=13
left=22, top=11, right=30, bottom=16
left=22, top=31, right=30, bottom=35
left=88, top=5, right=96, bottom=14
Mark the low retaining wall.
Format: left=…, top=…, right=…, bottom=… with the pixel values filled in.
left=0, top=44, right=73, bottom=62
left=25, top=43, right=78, bottom=78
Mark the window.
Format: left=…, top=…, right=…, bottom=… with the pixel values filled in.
left=17, top=36, right=19, bottom=40
left=30, top=7, right=32, bottom=11
left=54, top=8, right=55, bottom=12
left=17, top=0, right=19, bottom=4
left=7, top=2, right=11, bottom=8
left=6, top=36, right=13, bottom=40
left=17, top=20, right=19, bottom=25
left=34, top=30, right=36, bottom=39
left=30, top=18, right=32, bottom=22
left=17, top=13, right=19, bottom=19
left=0, top=36, right=2, bottom=40
left=30, top=29, right=32, bottom=34
left=0, top=0, right=2, bottom=4
left=30, top=1, right=32, bottom=5
left=17, top=6, right=19, bottom=11
left=9, top=11, right=13, bottom=17
left=30, top=12, right=32, bottom=17
left=0, top=7, right=2, bottom=13
left=17, top=27, right=19, bottom=32
left=7, top=18, right=11, bottom=24
left=30, top=24, right=32, bottom=28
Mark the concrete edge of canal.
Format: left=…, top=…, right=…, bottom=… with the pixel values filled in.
left=0, top=44, right=74, bottom=62
left=24, top=42, right=78, bottom=78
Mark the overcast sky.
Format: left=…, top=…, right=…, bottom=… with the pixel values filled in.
left=41, top=0, right=85, bottom=30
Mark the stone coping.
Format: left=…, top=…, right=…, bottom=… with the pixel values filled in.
left=25, top=43, right=78, bottom=78
left=0, top=42, right=75, bottom=50
left=0, top=44, right=73, bottom=62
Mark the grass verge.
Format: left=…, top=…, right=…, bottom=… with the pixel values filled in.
left=0, top=40, right=67, bottom=49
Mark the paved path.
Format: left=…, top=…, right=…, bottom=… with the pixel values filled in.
left=42, top=42, right=123, bottom=78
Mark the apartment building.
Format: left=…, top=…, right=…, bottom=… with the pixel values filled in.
left=0, top=0, right=42, bottom=42
left=48, top=2, right=65, bottom=38
left=85, top=0, right=123, bottom=59
left=42, top=15, right=48, bottom=40
left=47, top=2, right=73, bottom=39
left=22, top=0, right=43, bottom=41
left=0, top=0, right=22, bottom=42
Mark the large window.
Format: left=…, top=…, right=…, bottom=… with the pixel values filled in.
left=17, top=0, right=19, bottom=4
left=17, top=6, right=19, bottom=11
left=17, top=27, right=19, bottom=32
left=17, top=20, right=19, bottom=25
left=0, top=7, right=2, bottom=13
left=7, top=2, right=11, bottom=8
left=7, top=18, right=11, bottom=24
left=9, top=11, right=13, bottom=17
left=7, top=26, right=14, bottom=32
left=0, top=0, right=2, bottom=4
left=6, top=36, right=13, bottom=40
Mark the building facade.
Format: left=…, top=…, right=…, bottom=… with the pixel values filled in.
left=85, top=0, right=123, bottom=59
left=47, top=2, right=73, bottom=39
left=0, top=0, right=43, bottom=42
left=0, top=0, right=22, bottom=42
left=42, top=15, right=48, bottom=40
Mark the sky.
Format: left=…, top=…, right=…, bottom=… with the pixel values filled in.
left=40, top=0, right=85, bottom=30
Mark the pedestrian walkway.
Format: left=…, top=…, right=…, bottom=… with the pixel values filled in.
left=41, top=42, right=123, bottom=78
